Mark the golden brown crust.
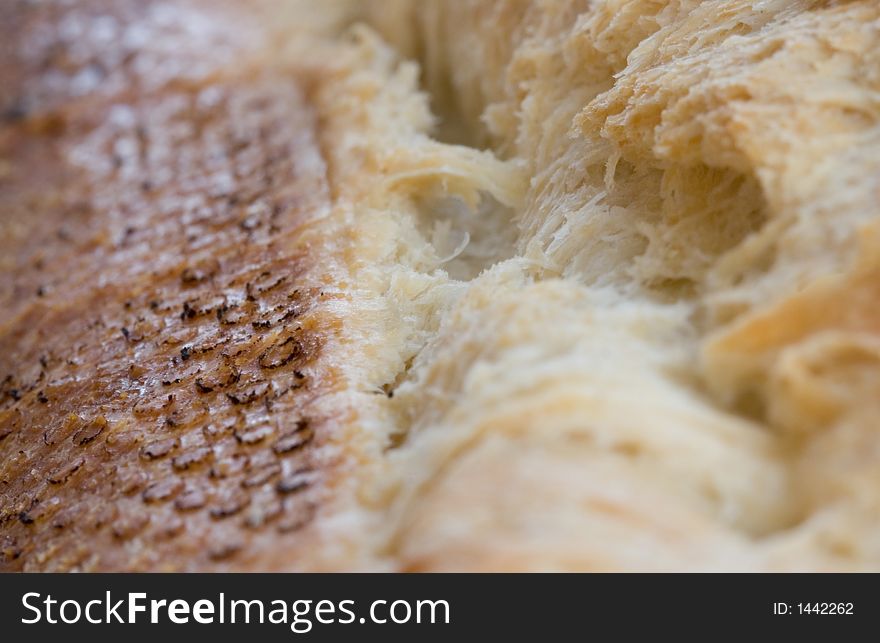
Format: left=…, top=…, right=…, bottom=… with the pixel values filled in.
left=0, top=1, right=348, bottom=571
left=0, top=0, right=273, bottom=121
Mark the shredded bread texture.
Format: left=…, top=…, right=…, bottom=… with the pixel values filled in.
left=331, top=0, right=880, bottom=570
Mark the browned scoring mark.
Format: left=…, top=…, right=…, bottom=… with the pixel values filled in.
left=0, top=1, right=345, bottom=571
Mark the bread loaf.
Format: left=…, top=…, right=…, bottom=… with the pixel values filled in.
left=2, top=0, right=878, bottom=570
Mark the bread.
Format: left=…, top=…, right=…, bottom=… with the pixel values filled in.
left=0, top=0, right=364, bottom=571
left=2, top=0, right=879, bottom=571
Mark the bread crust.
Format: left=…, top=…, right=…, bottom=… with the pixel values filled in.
left=0, top=0, right=358, bottom=571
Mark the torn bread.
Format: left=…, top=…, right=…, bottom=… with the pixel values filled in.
left=2, top=0, right=880, bottom=571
